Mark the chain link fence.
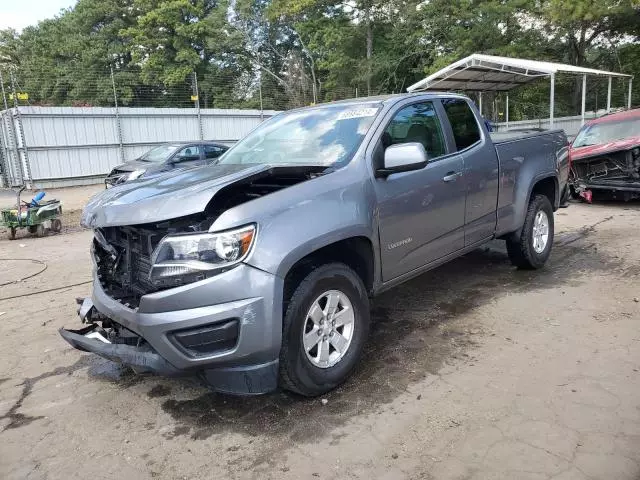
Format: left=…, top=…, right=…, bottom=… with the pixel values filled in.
left=0, top=65, right=387, bottom=188
left=1, top=65, right=635, bottom=188
left=0, top=65, right=368, bottom=111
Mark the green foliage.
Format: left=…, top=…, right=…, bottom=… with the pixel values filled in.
left=0, top=0, right=638, bottom=116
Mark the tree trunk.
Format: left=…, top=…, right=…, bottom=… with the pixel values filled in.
left=568, top=29, right=587, bottom=114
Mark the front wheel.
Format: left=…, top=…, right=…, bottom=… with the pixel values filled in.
left=279, top=263, right=370, bottom=396
left=506, top=194, right=554, bottom=270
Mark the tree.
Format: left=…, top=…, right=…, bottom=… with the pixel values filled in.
left=0, top=0, right=637, bottom=111
left=0, top=0, right=138, bottom=106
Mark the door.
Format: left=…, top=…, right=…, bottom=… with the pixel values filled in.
left=441, top=98, right=499, bottom=245
left=375, top=101, right=466, bottom=282
left=171, top=145, right=205, bottom=169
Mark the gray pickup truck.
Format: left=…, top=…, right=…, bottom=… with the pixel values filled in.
left=61, top=93, right=569, bottom=396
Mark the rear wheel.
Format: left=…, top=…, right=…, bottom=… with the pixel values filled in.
left=279, top=263, right=370, bottom=396
left=51, top=218, right=62, bottom=233
left=506, top=194, right=554, bottom=270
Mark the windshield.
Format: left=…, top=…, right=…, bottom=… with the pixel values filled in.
left=139, top=144, right=181, bottom=162
left=217, top=103, right=381, bottom=167
left=573, top=118, right=640, bottom=148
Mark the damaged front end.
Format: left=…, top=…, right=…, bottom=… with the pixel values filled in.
left=59, top=164, right=321, bottom=392
left=570, top=144, right=640, bottom=201
left=59, top=298, right=181, bottom=376
left=87, top=165, right=324, bottom=308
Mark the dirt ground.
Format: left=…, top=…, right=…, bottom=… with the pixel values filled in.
left=0, top=197, right=639, bottom=480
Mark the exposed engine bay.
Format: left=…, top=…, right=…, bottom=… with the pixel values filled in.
left=93, top=166, right=325, bottom=308
left=570, top=146, right=640, bottom=200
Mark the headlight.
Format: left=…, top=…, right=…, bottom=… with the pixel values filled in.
left=127, top=169, right=145, bottom=181
left=149, top=225, right=256, bottom=282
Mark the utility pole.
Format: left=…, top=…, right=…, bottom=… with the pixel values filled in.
left=193, top=72, right=203, bottom=140
left=110, top=66, right=124, bottom=163
left=10, top=71, right=31, bottom=188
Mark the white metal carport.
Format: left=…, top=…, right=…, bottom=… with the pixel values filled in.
left=406, top=54, right=633, bottom=128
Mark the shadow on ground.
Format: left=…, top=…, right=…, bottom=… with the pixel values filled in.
left=4, top=222, right=623, bottom=447
left=143, top=228, right=619, bottom=442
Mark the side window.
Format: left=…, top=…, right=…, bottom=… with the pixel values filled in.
left=442, top=99, right=481, bottom=150
left=204, top=145, right=224, bottom=159
left=174, top=145, right=202, bottom=161
left=383, top=102, right=446, bottom=159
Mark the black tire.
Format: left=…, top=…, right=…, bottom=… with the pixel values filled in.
left=35, top=224, right=46, bottom=238
left=51, top=218, right=62, bottom=232
left=8, top=227, right=16, bottom=240
left=28, top=225, right=38, bottom=234
left=506, top=194, right=554, bottom=270
left=279, top=263, right=370, bottom=397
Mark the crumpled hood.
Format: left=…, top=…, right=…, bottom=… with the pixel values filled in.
left=112, top=160, right=151, bottom=173
left=571, top=136, right=640, bottom=161
left=83, top=163, right=270, bottom=227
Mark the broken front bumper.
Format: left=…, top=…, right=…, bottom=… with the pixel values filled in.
left=59, top=324, right=181, bottom=376
left=59, top=264, right=284, bottom=395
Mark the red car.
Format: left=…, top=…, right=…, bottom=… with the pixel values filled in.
left=569, top=108, right=640, bottom=202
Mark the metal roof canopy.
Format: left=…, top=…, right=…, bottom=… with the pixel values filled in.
left=407, top=54, right=634, bottom=128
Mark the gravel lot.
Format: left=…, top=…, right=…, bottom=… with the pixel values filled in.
left=0, top=197, right=639, bottom=480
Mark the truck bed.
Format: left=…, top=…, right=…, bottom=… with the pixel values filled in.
left=490, top=129, right=559, bottom=144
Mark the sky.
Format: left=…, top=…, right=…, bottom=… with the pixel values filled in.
left=0, top=0, right=76, bottom=31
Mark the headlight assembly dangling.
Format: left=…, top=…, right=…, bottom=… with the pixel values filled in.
left=149, top=225, right=256, bottom=282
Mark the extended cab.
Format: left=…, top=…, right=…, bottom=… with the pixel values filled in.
left=61, top=93, right=569, bottom=396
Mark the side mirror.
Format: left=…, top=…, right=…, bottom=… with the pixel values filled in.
left=376, top=142, right=429, bottom=178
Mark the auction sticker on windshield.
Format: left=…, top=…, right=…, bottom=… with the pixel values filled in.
left=337, top=108, right=379, bottom=120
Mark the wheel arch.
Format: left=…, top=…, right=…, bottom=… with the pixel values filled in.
left=529, top=175, right=559, bottom=211
left=280, top=235, right=376, bottom=314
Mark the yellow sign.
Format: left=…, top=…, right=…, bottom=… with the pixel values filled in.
left=190, top=95, right=199, bottom=101
left=8, top=92, right=28, bottom=100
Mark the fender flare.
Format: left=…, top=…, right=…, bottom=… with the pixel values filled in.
left=271, top=226, right=379, bottom=283
left=508, top=173, right=558, bottom=242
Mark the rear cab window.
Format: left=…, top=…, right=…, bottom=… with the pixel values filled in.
left=442, top=99, right=482, bottom=150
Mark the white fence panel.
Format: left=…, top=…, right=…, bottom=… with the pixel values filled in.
left=0, top=106, right=277, bottom=188
left=119, top=109, right=200, bottom=145
left=2, top=106, right=601, bottom=189
left=21, top=107, right=119, bottom=147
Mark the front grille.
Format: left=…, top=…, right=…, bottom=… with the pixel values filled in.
left=93, top=226, right=167, bottom=308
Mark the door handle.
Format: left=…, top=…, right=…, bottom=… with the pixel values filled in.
left=443, top=171, right=461, bottom=182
